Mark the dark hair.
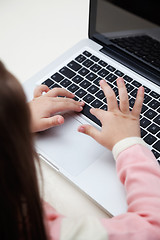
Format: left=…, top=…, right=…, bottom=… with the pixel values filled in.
left=0, top=62, right=48, bottom=240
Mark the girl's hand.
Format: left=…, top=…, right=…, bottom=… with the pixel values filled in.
left=78, top=78, right=144, bottom=150
left=29, top=85, right=84, bottom=132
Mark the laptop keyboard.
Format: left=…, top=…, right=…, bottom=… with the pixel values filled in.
left=110, top=35, right=160, bottom=70
left=41, top=50, right=160, bottom=163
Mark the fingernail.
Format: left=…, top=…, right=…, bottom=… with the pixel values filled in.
left=58, top=117, right=63, bottom=124
left=139, top=86, right=144, bottom=92
left=100, top=79, right=106, bottom=85
left=79, top=101, right=85, bottom=106
left=78, top=126, right=85, bottom=133
left=117, top=77, right=124, bottom=84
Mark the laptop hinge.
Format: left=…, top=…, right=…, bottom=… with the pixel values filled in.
left=100, top=45, right=160, bottom=87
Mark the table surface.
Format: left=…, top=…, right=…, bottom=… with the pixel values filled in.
left=0, top=0, right=110, bottom=218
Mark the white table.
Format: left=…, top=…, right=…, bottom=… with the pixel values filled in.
left=0, top=0, right=110, bottom=218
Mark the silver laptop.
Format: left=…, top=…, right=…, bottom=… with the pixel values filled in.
left=23, top=0, right=160, bottom=217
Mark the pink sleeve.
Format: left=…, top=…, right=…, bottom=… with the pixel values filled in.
left=42, top=201, right=63, bottom=240
left=101, top=144, right=160, bottom=240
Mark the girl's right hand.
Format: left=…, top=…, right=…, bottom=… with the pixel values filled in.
left=78, top=78, right=144, bottom=150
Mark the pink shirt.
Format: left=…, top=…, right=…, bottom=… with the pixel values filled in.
left=43, top=139, right=160, bottom=240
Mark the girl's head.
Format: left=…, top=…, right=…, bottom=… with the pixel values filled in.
left=0, top=62, right=47, bottom=240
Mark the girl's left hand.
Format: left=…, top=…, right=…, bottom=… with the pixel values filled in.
left=28, top=85, right=84, bottom=132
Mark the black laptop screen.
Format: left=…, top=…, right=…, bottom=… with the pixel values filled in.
left=89, top=0, right=160, bottom=40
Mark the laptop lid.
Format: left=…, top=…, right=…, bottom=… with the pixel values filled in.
left=89, top=0, right=160, bottom=86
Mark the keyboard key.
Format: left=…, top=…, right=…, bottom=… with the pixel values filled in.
left=130, top=89, right=137, bottom=98
left=42, top=79, right=54, bottom=87
left=93, top=77, right=102, bottom=86
left=123, top=75, right=133, bottom=82
left=67, top=84, right=79, bottom=93
left=112, top=80, right=117, bottom=87
left=149, top=91, right=160, bottom=99
left=86, top=72, right=97, bottom=81
left=75, top=54, right=86, bottom=63
left=81, top=104, right=101, bottom=126
left=82, top=59, right=94, bottom=68
left=76, top=89, right=87, bottom=98
left=140, top=117, right=151, bottom=128
left=107, top=65, right=116, bottom=72
left=88, top=85, right=99, bottom=94
left=141, top=128, right=147, bottom=138
left=67, top=61, right=82, bottom=71
left=115, top=70, right=124, bottom=77
left=73, top=96, right=79, bottom=101
left=125, top=83, right=134, bottom=93
left=154, top=115, right=160, bottom=125
left=83, top=50, right=92, bottom=57
left=106, top=73, right=117, bottom=82
left=90, top=64, right=102, bottom=73
left=91, top=99, right=103, bottom=108
left=144, top=134, right=157, bottom=145
left=50, top=83, right=61, bottom=89
left=144, top=109, right=157, bottom=119
left=78, top=67, right=90, bottom=76
left=148, top=99, right=159, bottom=110
left=147, top=123, right=160, bottom=134
left=141, top=104, right=148, bottom=114
left=79, top=80, right=90, bottom=89
left=152, top=149, right=160, bottom=159
left=143, top=94, right=152, bottom=104
left=113, top=87, right=119, bottom=97
left=72, top=75, right=83, bottom=84
left=107, top=81, right=114, bottom=88
left=59, top=67, right=76, bottom=79
left=51, top=72, right=64, bottom=82
left=157, top=132, right=160, bottom=138
left=98, top=69, right=109, bottom=78
left=90, top=55, right=99, bottom=62
left=99, top=60, right=107, bottom=67
left=153, top=140, right=160, bottom=152
left=132, top=80, right=142, bottom=88
left=100, top=104, right=108, bottom=111
left=103, top=98, right=107, bottom=104
left=143, top=85, right=151, bottom=94
left=83, top=94, right=95, bottom=103
left=95, top=90, right=105, bottom=99
left=60, top=79, right=72, bottom=88
left=129, top=98, right=135, bottom=108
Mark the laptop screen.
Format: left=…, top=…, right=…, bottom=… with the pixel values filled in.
left=90, top=0, right=160, bottom=41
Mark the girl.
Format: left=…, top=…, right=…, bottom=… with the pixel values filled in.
left=0, top=61, right=160, bottom=240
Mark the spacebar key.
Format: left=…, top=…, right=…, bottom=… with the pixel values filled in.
left=81, top=104, right=101, bottom=127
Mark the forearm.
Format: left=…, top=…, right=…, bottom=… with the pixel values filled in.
left=102, top=138, right=160, bottom=240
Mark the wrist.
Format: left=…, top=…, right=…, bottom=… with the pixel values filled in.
left=112, top=137, right=148, bottom=160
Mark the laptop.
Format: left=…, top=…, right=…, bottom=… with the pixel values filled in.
left=23, top=0, right=160, bottom=217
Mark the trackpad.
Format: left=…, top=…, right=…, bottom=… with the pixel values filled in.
left=35, top=114, right=106, bottom=176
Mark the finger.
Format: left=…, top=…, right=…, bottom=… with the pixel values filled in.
left=47, top=101, right=84, bottom=115
left=40, top=115, right=64, bottom=130
left=78, top=124, right=102, bottom=143
left=46, top=87, right=75, bottom=98
left=100, top=80, right=118, bottom=111
left=117, top=78, right=129, bottom=113
left=34, top=85, right=50, bottom=98
left=132, top=86, right=144, bottom=118
left=50, top=96, right=84, bottom=106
